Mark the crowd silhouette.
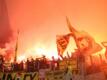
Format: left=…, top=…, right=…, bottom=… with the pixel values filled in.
left=0, top=55, right=60, bottom=72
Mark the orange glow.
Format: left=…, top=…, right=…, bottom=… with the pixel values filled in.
left=17, top=55, right=25, bottom=62
left=17, top=45, right=59, bottom=62
left=91, top=47, right=107, bottom=64
left=3, top=0, right=107, bottom=62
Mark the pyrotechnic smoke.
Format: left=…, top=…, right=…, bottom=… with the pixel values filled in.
left=0, top=0, right=13, bottom=48
left=0, top=26, right=13, bottom=48
left=0, top=0, right=14, bottom=62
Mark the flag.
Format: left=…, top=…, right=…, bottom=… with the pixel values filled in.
left=66, top=17, right=102, bottom=55
left=101, top=42, right=107, bottom=59
left=56, top=33, right=71, bottom=56
left=76, top=31, right=102, bottom=55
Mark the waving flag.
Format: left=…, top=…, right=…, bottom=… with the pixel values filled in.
left=78, top=31, right=102, bottom=55
left=66, top=17, right=102, bottom=55
left=56, top=33, right=71, bottom=55
left=101, top=42, right=107, bottom=59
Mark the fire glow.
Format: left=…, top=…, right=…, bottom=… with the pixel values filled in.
left=17, top=46, right=59, bottom=62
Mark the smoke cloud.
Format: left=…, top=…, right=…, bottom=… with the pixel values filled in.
left=0, top=0, right=13, bottom=48
left=0, top=25, right=13, bottom=48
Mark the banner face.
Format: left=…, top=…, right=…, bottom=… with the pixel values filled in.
left=66, top=17, right=102, bottom=55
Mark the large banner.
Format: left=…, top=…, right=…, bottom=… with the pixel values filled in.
left=0, top=72, right=38, bottom=80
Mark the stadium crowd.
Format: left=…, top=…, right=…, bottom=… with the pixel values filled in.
left=0, top=55, right=60, bottom=72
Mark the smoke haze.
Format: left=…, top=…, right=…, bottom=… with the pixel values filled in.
left=0, top=0, right=13, bottom=48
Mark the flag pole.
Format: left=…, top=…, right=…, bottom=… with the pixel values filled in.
left=66, top=17, right=86, bottom=79
left=14, top=30, right=19, bottom=62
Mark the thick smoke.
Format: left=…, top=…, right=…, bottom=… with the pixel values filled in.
left=0, top=0, right=13, bottom=48
left=0, top=24, right=13, bottom=48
